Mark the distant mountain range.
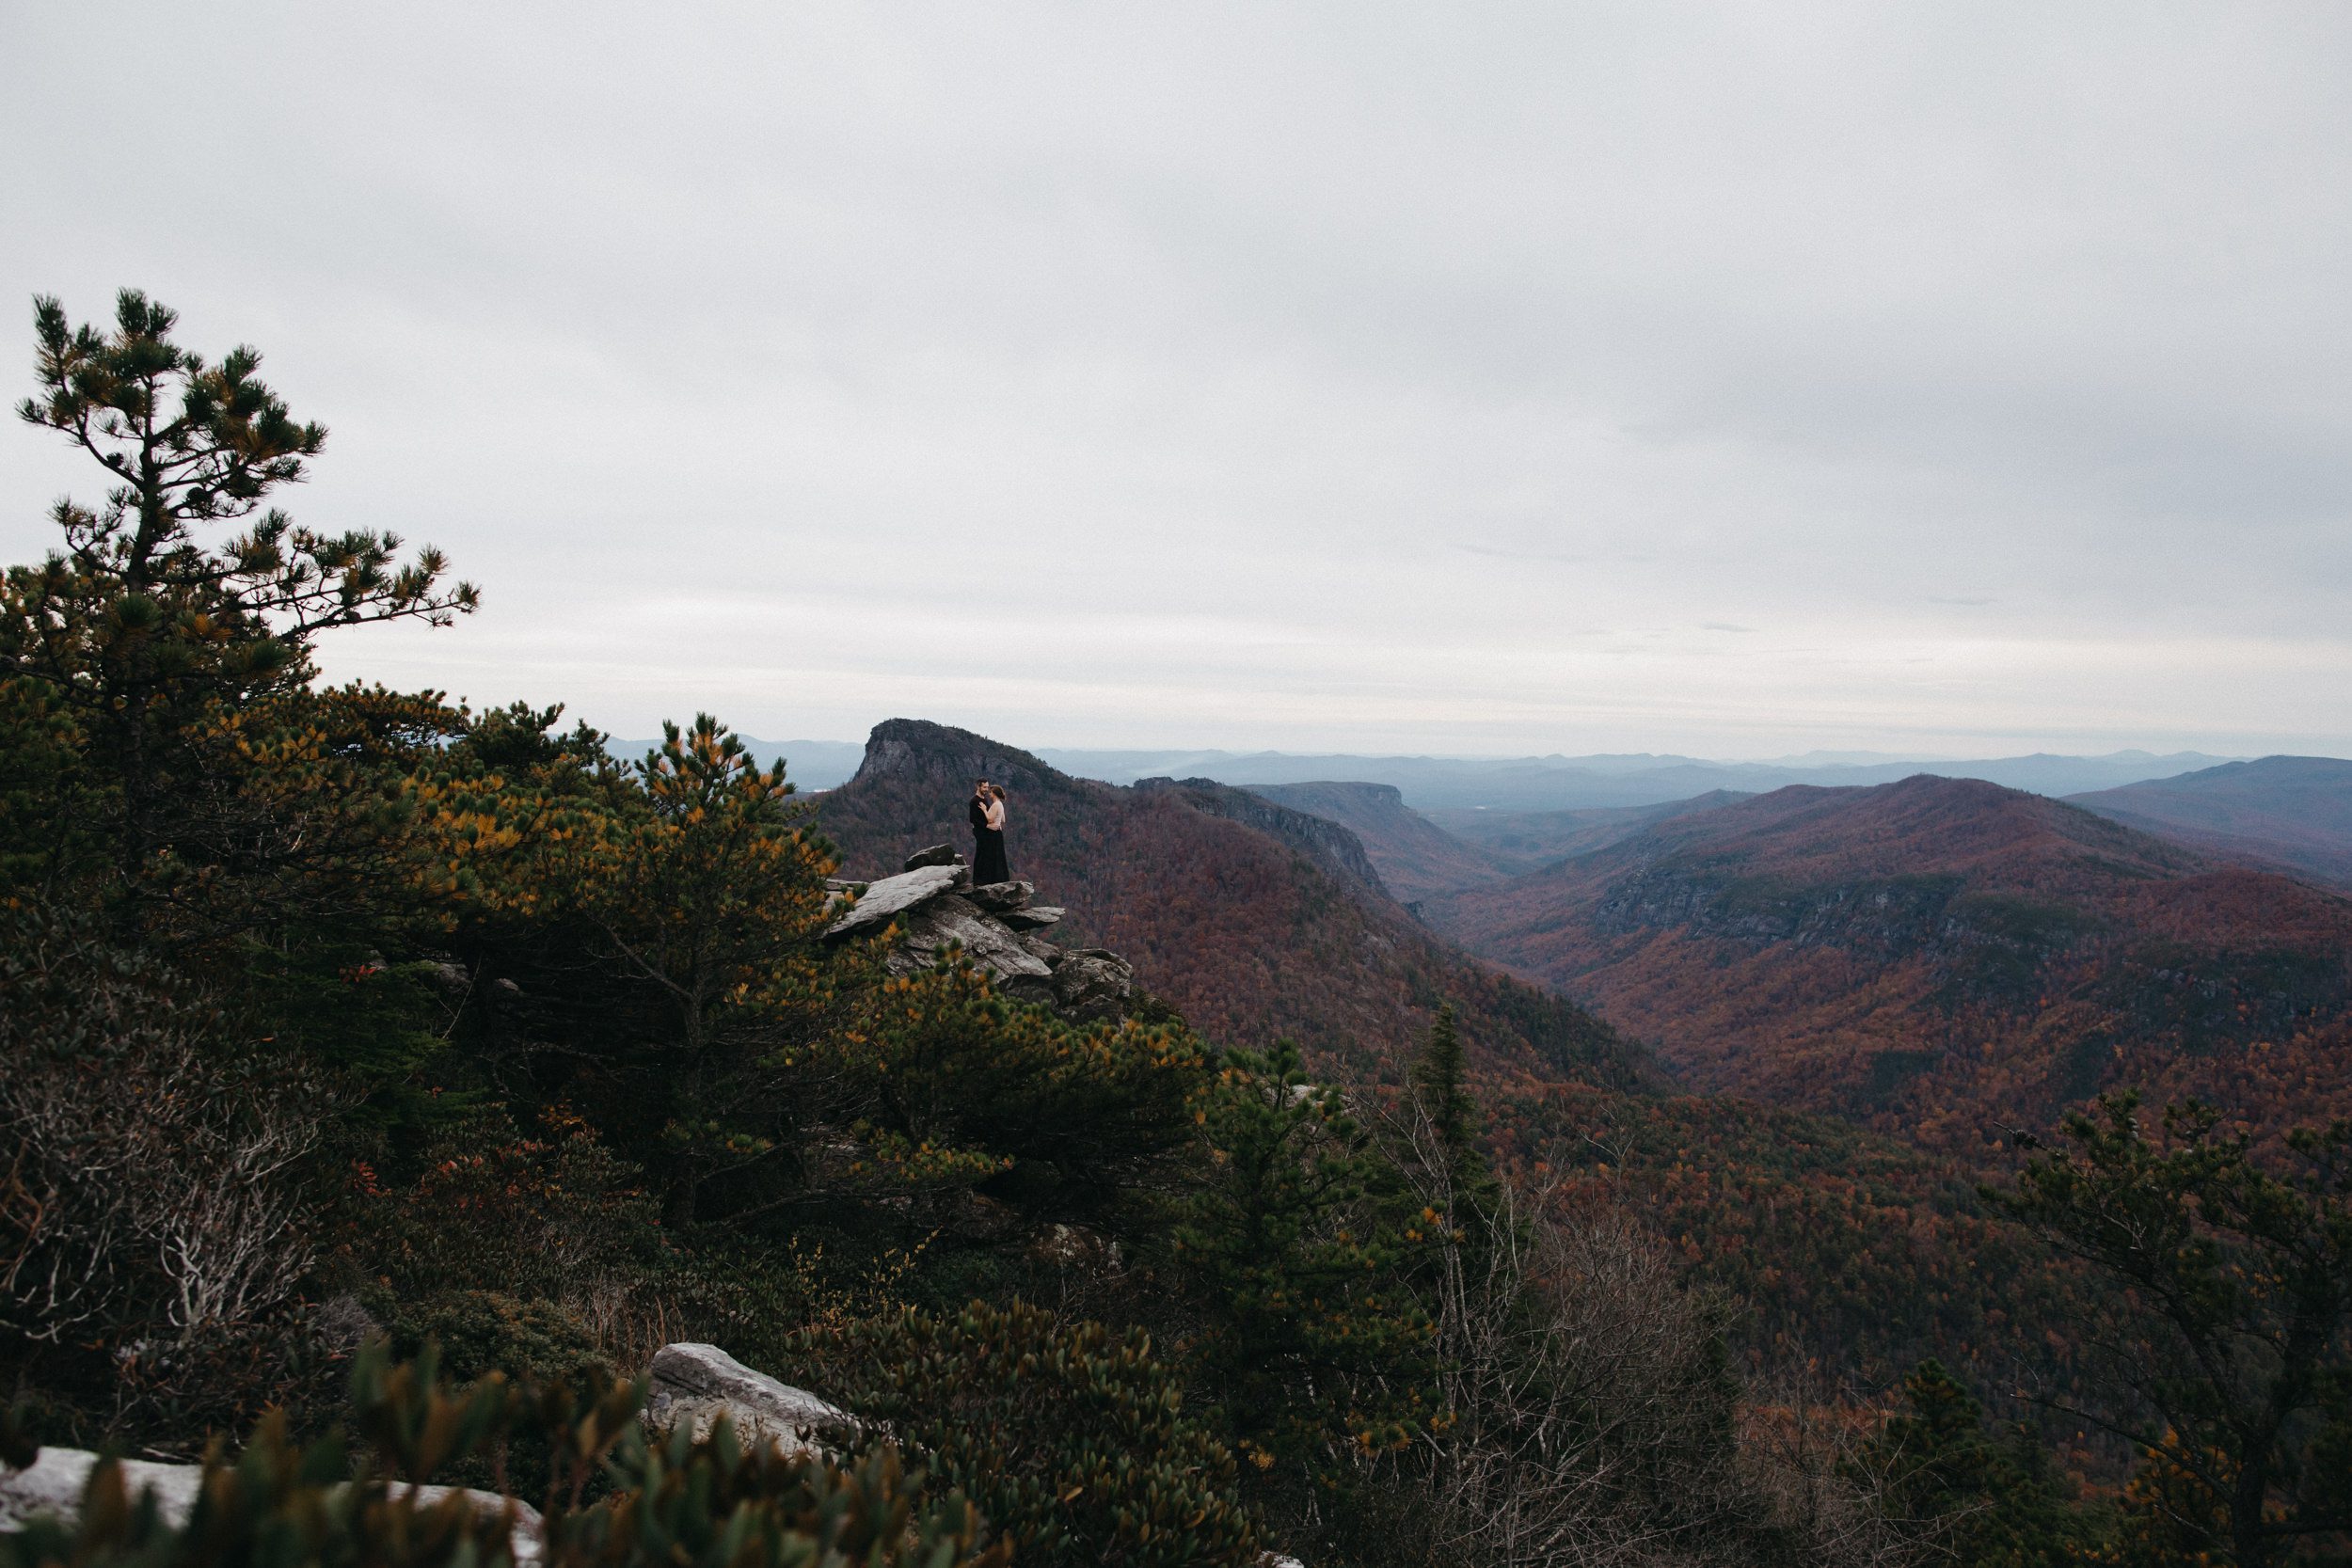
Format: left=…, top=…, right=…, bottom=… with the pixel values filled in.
left=1422, top=792, right=1756, bottom=878
left=1424, top=774, right=2352, bottom=1155
left=610, top=737, right=2260, bottom=810
left=1036, top=746, right=2241, bottom=811
left=1246, top=781, right=1517, bottom=902
left=2070, top=755, right=2352, bottom=893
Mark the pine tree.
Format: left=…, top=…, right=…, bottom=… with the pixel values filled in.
left=1985, top=1094, right=2352, bottom=1568
left=1171, top=1039, right=1433, bottom=1480
left=1860, top=1359, right=2098, bottom=1567
left=1406, top=1003, right=1502, bottom=1267
left=7, top=290, right=476, bottom=885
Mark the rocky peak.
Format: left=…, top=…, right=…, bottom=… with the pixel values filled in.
left=849, top=718, right=1085, bottom=800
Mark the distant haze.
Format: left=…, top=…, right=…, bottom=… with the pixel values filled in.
left=623, top=734, right=2267, bottom=810
left=5, top=6, right=2349, bottom=756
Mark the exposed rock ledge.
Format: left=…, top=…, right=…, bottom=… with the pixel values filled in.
left=0, top=1449, right=546, bottom=1563
left=2, top=1340, right=1308, bottom=1567
left=823, top=847, right=1132, bottom=1022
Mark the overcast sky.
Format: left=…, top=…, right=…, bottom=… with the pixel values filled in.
left=4, top=4, right=2348, bottom=759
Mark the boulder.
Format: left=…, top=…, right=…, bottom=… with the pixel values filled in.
left=1000, top=905, right=1064, bottom=931
left=1015, top=933, right=1065, bottom=968
left=886, top=896, right=1055, bottom=983
left=0, top=1449, right=543, bottom=1562
left=964, top=879, right=1033, bottom=912
left=1051, top=948, right=1135, bottom=1022
left=1, top=1450, right=203, bottom=1534
left=902, top=844, right=963, bottom=871
left=645, top=1343, right=850, bottom=1459
left=822, top=863, right=968, bottom=942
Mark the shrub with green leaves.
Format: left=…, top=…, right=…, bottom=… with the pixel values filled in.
left=801, top=1298, right=1259, bottom=1568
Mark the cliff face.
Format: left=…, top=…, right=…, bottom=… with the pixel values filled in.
left=1247, top=780, right=1513, bottom=901
left=816, top=719, right=1654, bottom=1092
left=1133, top=776, right=1391, bottom=901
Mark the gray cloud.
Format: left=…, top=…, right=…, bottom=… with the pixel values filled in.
left=1, top=1, right=2346, bottom=757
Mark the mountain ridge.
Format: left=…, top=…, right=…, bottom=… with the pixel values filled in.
left=2069, top=754, right=2352, bottom=892
left=1431, top=773, right=2352, bottom=1154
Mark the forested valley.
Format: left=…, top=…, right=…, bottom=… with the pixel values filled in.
left=4, top=293, right=2349, bottom=1568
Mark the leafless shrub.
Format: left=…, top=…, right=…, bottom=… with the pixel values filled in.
left=1367, top=1098, right=1908, bottom=1567
left=0, top=917, right=325, bottom=1356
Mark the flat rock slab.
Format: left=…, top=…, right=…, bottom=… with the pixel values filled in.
left=902, top=844, right=963, bottom=871
left=646, top=1343, right=850, bottom=1459
left=0, top=1449, right=542, bottom=1562
left=887, top=897, right=1055, bottom=982
left=1000, top=905, right=1064, bottom=930
left=822, top=863, right=968, bottom=942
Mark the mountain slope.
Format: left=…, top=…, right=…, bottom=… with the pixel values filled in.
left=1246, top=781, right=1513, bottom=902
left=815, top=720, right=1651, bottom=1090
left=1431, top=774, right=2352, bottom=1153
left=2070, top=755, right=2352, bottom=892
left=1425, top=791, right=1751, bottom=876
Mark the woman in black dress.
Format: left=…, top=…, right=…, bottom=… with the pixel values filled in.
left=969, top=780, right=1010, bottom=884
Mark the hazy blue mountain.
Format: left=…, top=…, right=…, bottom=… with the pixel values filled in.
left=1426, top=791, right=1754, bottom=875
left=609, top=736, right=867, bottom=790
left=1034, top=747, right=2244, bottom=812
left=2070, top=755, right=2352, bottom=892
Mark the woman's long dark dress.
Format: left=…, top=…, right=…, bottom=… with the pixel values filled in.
left=970, top=796, right=1010, bottom=884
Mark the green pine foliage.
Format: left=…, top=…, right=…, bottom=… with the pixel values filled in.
left=1169, top=1039, right=1435, bottom=1480
left=801, top=1299, right=1258, bottom=1567
left=0, top=1342, right=1008, bottom=1568
left=1859, top=1360, right=2103, bottom=1567
left=1986, top=1094, right=2352, bottom=1568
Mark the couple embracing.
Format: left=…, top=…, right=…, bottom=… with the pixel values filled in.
left=968, top=779, right=1011, bottom=883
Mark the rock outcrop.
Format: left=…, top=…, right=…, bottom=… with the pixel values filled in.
left=0, top=1449, right=545, bottom=1562
left=644, top=1343, right=850, bottom=1459
left=822, top=861, right=969, bottom=941
left=821, top=859, right=1133, bottom=1023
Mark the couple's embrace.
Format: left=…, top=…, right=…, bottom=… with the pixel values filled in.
left=968, top=778, right=1011, bottom=884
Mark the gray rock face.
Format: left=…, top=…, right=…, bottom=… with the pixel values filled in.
left=1052, top=948, right=1135, bottom=1022
left=889, top=896, right=1056, bottom=982
left=964, top=879, right=1033, bottom=912
left=1016, top=933, right=1064, bottom=967
left=822, top=863, right=968, bottom=942
left=645, top=1343, right=850, bottom=1459
left=1000, top=905, right=1064, bottom=930
left=902, top=844, right=963, bottom=871
left=0, top=1449, right=543, bottom=1562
